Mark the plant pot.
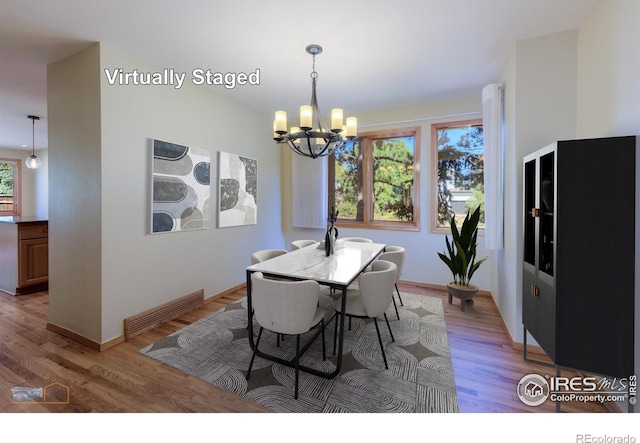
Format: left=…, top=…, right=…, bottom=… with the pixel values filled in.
left=447, top=282, right=479, bottom=312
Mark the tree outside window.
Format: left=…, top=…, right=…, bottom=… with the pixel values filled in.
left=433, top=119, right=484, bottom=231
left=0, top=159, right=21, bottom=216
left=330, top=127, right=420, bottom=231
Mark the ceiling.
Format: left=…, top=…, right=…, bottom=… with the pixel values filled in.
left=0, top=0, right=597, bottom=151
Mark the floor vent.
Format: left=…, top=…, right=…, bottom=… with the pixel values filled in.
left=124, top=289, right=204, bottom=340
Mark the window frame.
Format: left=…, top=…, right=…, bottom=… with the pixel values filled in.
left=431, top=118, right=484, bottom=234
left=328, top=126, right=420, bottom=232
left=0, top=158, right=21, bottom=217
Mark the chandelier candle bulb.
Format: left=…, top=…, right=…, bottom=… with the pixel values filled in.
left=346, top=117, right=358, bottom=137
left=331, top=108, right=343, bottom=131
left=300, top=105, right=312, bottom=130
left=274, top=111, right=287, bottom=133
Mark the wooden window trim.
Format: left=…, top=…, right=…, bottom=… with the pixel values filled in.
left=431, top=118, right=483, bottom=234
left=330, top=126, right=420, bottom=232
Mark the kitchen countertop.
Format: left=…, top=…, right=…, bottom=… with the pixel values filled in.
left=0, top=216, right=48, bottom=224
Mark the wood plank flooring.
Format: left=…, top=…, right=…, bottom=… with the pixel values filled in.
left=0, top=284, right=611, bottom=413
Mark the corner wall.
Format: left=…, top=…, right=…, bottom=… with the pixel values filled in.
left=47, top=44, right=103, bottom=342
left=48, top=43, right=282, bottom=344
left=494, top=29, right=579, bottom=343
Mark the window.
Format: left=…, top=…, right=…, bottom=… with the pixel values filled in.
left=329, top=126, right=420, bottom=231
left=432, top=119, right=484, bottom=232
left=0, top=159, right=21, bottom=216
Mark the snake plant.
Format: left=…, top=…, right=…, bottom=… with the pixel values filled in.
left=437, top=206, right=487, bottom=286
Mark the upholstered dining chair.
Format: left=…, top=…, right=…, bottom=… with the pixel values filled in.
left=377, top=246, right=406, bottom=320
left=247, top=248, right=289, bottom=329
left=340, top=237, right=373, bottom=243
left=291, top=239, right=317, bottom=251
left=250, top=248, right=288, bottom=265
left=246, top=272, right=326, bottom=399
left=333, top=260, right=397, bottom=369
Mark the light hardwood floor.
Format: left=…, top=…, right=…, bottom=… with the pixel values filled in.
left=0, top=284, right=610, bottom=413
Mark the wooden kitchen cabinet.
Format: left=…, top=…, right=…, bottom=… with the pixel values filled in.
left=0, top=217, right=48, bottom=295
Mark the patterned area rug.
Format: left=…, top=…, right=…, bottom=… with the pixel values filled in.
left=139, top=289, right=459, bottom=413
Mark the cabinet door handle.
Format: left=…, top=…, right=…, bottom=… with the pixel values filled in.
left=531, top=208, right=540, bottom=217
left=530, top=285, right=540, bottom=296
left=43, top=229, right=48, bottom=233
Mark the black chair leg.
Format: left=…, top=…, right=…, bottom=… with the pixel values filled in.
left=384, top=312, right=395, bottom=342
left=333, top=312, right=339, bottom=356
left=294, top=335, right=300, bottom=399
left=246, top=309, right=254, bottom=330
left=395, top=284, right=404, bottom=306
left=321, top=319, right=326, bottom=361
left=391, top=295, right=400, bottom=320
left=246, top=326, right=264, bottom=379
left=373, top=318, right=389, bottom=370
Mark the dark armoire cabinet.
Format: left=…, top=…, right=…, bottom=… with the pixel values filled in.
left=522, top=136, right=636, bottom=378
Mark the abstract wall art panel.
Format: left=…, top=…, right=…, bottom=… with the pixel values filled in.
left=151, top=139, right=211, bottom=233
left=218, top=151, right=257, bottom=227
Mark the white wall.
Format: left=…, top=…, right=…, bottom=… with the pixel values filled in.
left=283, top=96, right=493, bottom=291
left=576, top=0, right=640, bottom=138
left=48, top=43, right=103, bottom=341
left=493, top=29, right=579, bottom=344
left=34, top=148, right=48, bottom=218
left=0, top=146, right=47, bottom=217
left=48, top=43, right=282, bottom=344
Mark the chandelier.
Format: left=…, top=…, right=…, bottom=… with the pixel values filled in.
left=273, top=44, right=357, bottom=159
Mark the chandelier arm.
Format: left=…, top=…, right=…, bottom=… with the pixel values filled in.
left=315, top=138, right=330, bottom=157
left=302, top=136, right=318, bottom=159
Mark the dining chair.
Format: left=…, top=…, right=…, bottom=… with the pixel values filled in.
left=333, top=260, right=397, bottom=369
left=246, top=272, right=326, bottom=399
left=291, top=239, right=317, bottom=251
left=248, top=248, right=289, bottom=329
left=377, top=246, right=405, bottom=320
left=250, top=248, right=288, bottom=265
left=340, top=237, right=373, bottom=243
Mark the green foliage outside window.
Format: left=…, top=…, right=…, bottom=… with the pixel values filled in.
left=0, top=163, right=15, bottom=196
left=372, top=137, right=414, bottom=221
left=436, top=123, right=484, bottom=228
left=334, top=135, right=415, bottom=223
left=334, top=139, right=362, bottom=221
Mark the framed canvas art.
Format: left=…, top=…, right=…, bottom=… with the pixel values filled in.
left=151, top=139, right=211, bottom=233
left=218, top=151, right=257, bottom=227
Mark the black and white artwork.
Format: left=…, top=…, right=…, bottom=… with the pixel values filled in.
left=151, top=139, right=211, bottom=233
left=218, top=151, right=257, bottom=227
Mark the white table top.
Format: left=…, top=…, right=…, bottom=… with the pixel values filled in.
left=247, top=241, right=386, bottom=286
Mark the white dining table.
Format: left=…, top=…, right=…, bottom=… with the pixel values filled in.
left=245, top=240, right=386, bottom=379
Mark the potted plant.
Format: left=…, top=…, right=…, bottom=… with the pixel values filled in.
left=437, top=206, right=487, bottom=311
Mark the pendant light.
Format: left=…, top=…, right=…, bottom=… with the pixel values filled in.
left=26, top=115, right=41, bottom=169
